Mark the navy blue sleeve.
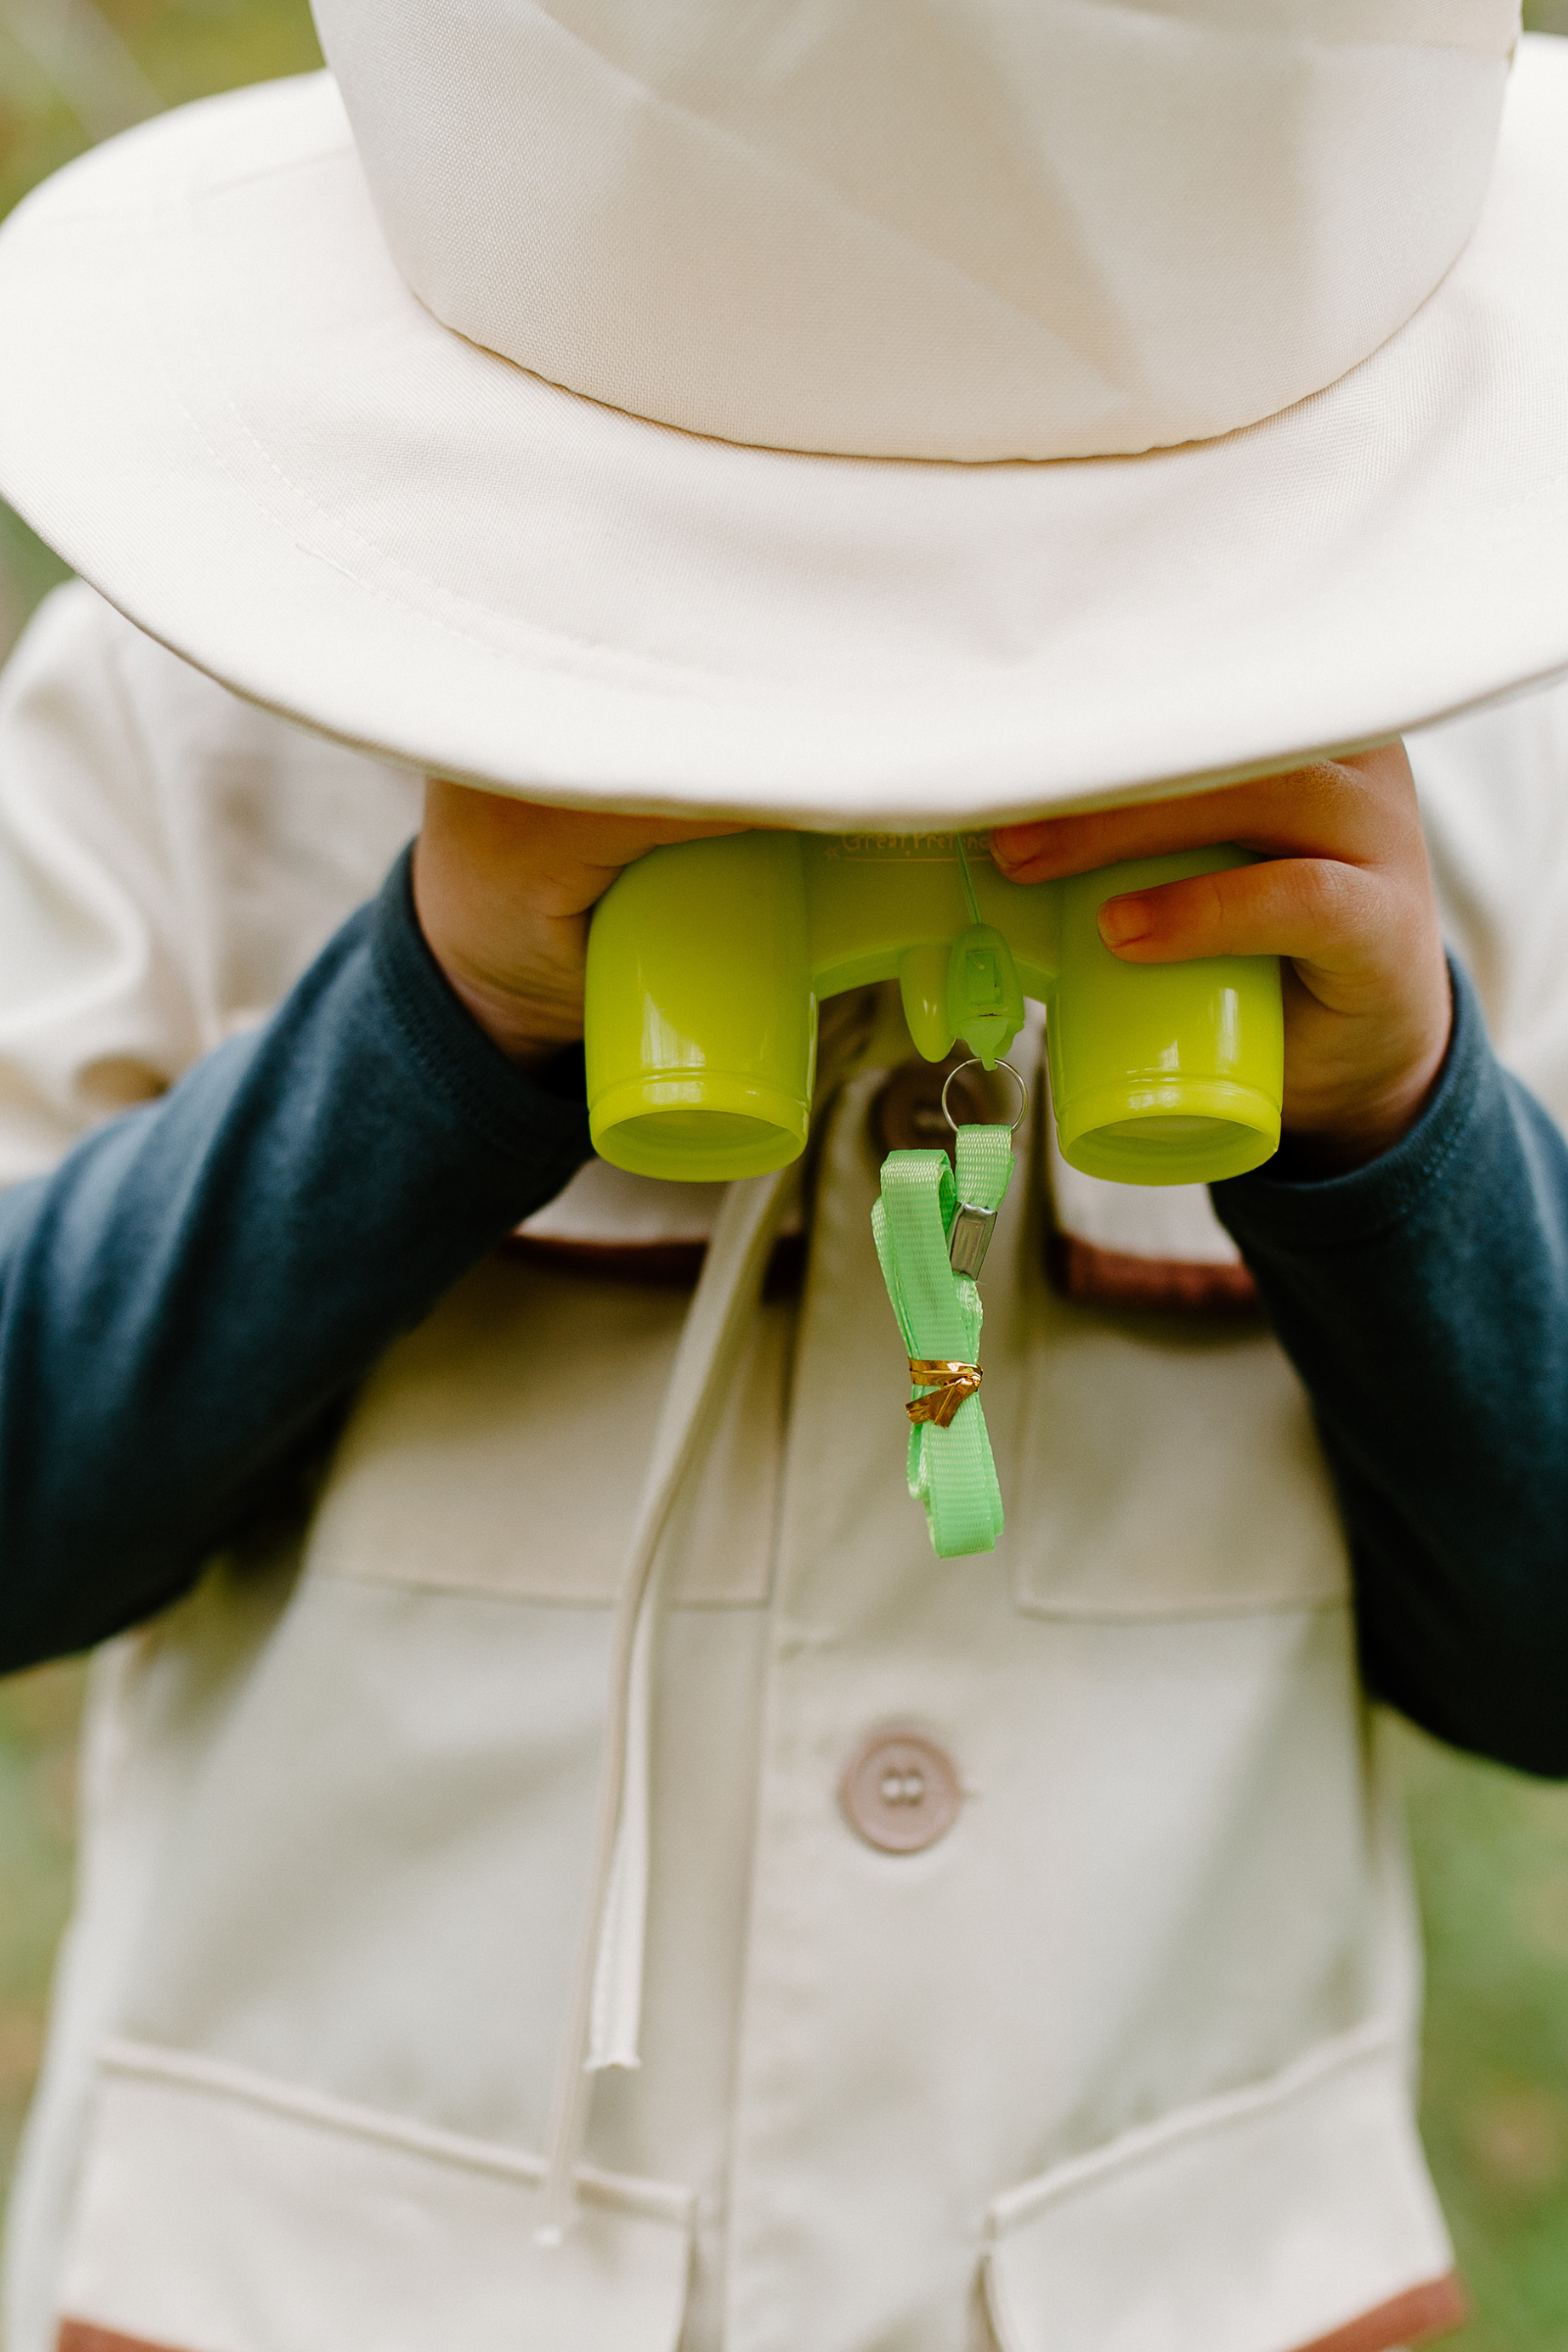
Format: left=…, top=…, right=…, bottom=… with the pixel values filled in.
left=0, top=847, right=592, bottom=1673
left=1213, top=959, right=1568, bottom=1778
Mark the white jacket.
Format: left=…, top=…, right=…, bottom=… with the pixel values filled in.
left=4, top=584, right=1568, bottom=2352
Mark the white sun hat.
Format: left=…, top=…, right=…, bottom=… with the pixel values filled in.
left=0, top=0, right=1563, bottom=828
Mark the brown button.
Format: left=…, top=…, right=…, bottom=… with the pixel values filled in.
left=840, top=1730, right=962, bottom=1854
left=869, top=1055, right=991, bottom=1163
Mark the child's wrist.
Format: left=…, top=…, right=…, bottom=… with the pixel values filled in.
left=434, top=962, right=584, bottom=1069
left=1277, top=1029, right=1451, bottom=1176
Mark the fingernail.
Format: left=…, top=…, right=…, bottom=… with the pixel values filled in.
left=991, top=822, right=1054, bottom=867
left=1098, top=895, right=1151, bottom=948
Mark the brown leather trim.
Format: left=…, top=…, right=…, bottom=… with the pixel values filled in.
left=500, top=1230, right=807, bottom=1300
left=502, top=1234, right=708, bottom=1287
left=1288, top=2273, right=1469, bottom=2352
left=58, top=2326, right=202, bottom=2352
left=1045, top=1228, right=1260, bottom=1315
left=508, top=1216, right=1255, bottom=1316
left=55, top=2274, right=1465, bottom=2352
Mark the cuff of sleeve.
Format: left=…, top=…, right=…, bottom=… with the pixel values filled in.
left=1211, top=955, right=1493, bottom=1253
left=369, top=846, right=593, bottom=1170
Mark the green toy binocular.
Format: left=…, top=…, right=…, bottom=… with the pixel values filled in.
left=585, top=832, right=1283, bottom=1188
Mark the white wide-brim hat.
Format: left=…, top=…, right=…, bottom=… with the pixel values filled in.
left=0, top=5, right=1565, bottom=829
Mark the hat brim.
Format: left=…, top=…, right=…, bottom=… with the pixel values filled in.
left=2, top=42, right=1567, bottom=828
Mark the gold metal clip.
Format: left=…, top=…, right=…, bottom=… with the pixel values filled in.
left=906, top=1358, right=984, bottom=1429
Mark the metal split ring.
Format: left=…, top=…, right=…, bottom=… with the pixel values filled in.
left=941, top=1057, right=1030, bottom=1136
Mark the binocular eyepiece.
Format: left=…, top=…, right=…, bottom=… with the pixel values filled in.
left=585, top=832, right=1282, bottom=1188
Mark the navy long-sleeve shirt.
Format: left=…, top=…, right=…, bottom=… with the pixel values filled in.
left=2, top=850, right=1565, bottom=1775
left=0, top=851, right=592, bottom=1668
left=1214, top=964, right=1568, bottom=1777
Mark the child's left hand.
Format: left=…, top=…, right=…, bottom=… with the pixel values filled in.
left=991, top=744, right=1451, bottom=1174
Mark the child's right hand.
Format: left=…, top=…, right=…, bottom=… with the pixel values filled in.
left=413, top=779, right=745, bottom=1068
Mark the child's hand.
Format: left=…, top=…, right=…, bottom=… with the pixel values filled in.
left=413, top=780, right=744, bottom=1066
left=991, top=744, right=1451, bottom=1174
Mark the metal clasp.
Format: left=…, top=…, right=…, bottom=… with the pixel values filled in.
left=939, top=1055, right=1027, bottom=1278
left=948, top=1200, right=998, bottom=1277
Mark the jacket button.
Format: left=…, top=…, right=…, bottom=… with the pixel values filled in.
left=869, top=1056, right=991, bottom=1162
left=840, top=1730, right=962, bottom=1853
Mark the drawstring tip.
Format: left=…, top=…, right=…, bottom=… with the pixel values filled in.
left=533, top=2221, right=566, bottom=2250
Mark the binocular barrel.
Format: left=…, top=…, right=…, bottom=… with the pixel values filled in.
left=585, top=832, right=1282, bottom=1187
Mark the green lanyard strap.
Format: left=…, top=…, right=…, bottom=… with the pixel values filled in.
left=871, top=1124, right=1014, bottom=1558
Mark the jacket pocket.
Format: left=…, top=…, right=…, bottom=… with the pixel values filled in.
left=304, top=1252, right=791, bottom=1608
left=983, top=2024, right=1459, bottom=2352
left=1005, top=1292, right=1350, bottom=1620
left=57, top=2040, right=692, bottom=2352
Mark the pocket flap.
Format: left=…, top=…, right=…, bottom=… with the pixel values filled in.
left=984, top=2026, right=1457, bottom=2352
left=59, top=2041, right=693, bottom=2352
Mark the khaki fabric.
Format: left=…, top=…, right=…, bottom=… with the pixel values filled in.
left=3, top=585, right=1566, bottom=2350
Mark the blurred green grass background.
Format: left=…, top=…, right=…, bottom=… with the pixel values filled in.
left=4, top=4, right=1568, bottom=2342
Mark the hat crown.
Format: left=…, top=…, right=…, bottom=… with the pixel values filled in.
left=313, top=1, right=1511, bottom=461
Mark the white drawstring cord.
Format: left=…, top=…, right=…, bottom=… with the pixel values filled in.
left=536, top=1165, right=795, bottom=2241
left=587, top=1584, right=657, bottom=2070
